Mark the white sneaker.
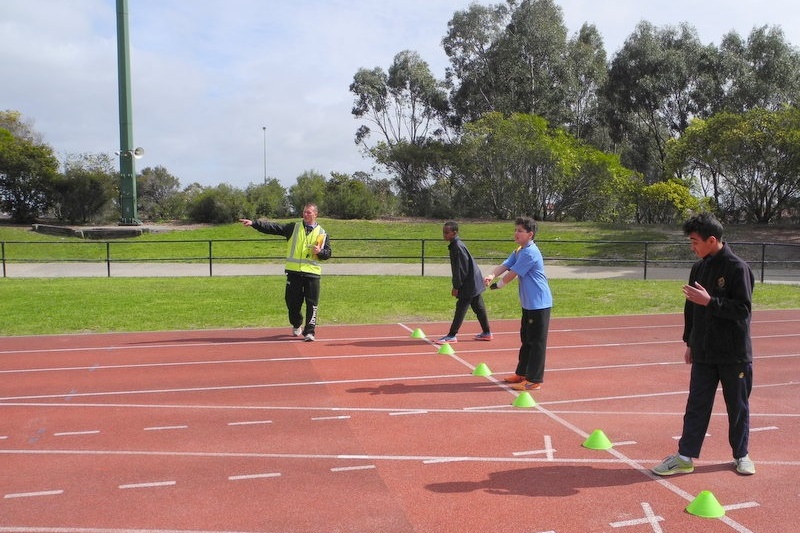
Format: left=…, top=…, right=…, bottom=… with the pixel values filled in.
left=304, top=333, right=315, bottom=342
left=734, top=454, right=756, bottom=475
left=292, top=327, right=302, bottom=337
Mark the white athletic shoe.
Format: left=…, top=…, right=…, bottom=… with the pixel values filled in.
left=735, top=455, right=756, bottom=475
left=304, top=333, right=315, bottom=342
left=292, top=327, right=303, bottom=337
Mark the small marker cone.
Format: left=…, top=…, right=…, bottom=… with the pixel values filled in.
left=582, top=429, right=613, bottom=450
left=512, top=391, right=536, bottom=408
left=437, top=343, right=455, bottom=355
left=472, top=363, right=492, bottom=376
left=686, top=490, right=725, bottom=518
left=410, top=328, right=425, bottom=339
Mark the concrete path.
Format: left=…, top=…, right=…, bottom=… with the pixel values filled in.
left=1, top=260, right=784, bottom=282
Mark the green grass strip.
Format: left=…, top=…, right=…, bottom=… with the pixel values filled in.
left=1, top=276, right=797, bottom=336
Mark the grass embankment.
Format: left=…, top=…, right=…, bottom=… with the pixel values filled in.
left=1, top=221, right=797, bottom=336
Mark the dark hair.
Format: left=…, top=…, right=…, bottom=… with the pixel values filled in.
left=443, top=220, right=459, bottom=233
left=682, top=212, right=723, bottom=240
left=515, top=216, right=537, bottom=235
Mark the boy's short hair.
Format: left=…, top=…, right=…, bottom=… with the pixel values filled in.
left=443, top=220, right=459, bottom=233
left=683, top=212, right=723, bottom=240
left=515, top=216, right=537, bottom=235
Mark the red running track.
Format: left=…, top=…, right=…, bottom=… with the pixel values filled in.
left=1, top=309, right=799, bottom=533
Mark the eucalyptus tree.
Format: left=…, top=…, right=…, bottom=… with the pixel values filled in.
left=350, top=50, right=450, bottom=215
left=443, top=1, right=610, bottom=142
left=442, top=2, right=510, bottom=125
left=483, top=0, right=571, bottom=124
left=718, top=26, right=800, bottom=113
left=563, top=23, right=609, bottom=145
left=667, top=107, right=800, bottom=223
left=603, top=22, right=719, bottom=183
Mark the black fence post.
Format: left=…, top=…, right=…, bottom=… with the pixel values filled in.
left=643, top=242, right=649, bottom=280
left=421, top=239, right=426, bottom=276
left=208, top=240, right=213, bottom=277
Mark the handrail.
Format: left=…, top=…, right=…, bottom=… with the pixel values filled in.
left=1, top=238, right=798, bottom=282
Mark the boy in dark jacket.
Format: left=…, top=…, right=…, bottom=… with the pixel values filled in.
left=435, top=221, right=492, bottom=344
left=653, top=212, right=756, bottom=476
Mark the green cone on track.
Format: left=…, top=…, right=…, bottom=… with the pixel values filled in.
left=472, top=363, right=492, bottom=376
left=686, top=490, right=725, bottom=518
left=437, top=343, right=455, bottom=355
left=512, top=391, right=536, bottom=408
left=582, top=429, right=613, bottom=450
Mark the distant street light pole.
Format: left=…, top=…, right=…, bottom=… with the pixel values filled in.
left=262, top=126, right=267, bottom=183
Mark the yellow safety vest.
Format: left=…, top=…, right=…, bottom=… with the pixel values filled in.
left=285, top=223, right=326, bottom=275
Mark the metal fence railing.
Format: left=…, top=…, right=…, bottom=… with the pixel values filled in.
left=1, top=238, right=798, bottom=282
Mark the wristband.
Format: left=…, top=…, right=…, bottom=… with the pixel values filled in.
left=496, top=279, right=505, bottom=289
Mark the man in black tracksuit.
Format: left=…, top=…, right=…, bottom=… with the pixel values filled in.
left=240, top=203, right=331, bottom=342
left=653, top=212, right=756, bottom=476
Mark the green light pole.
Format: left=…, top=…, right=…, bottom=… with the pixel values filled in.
left=116, top=0, right=141, bottom=225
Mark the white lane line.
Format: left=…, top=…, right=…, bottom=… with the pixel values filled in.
left=54, top=430, right=100, bottom=437
left=724, top=501, right=760, bottom=511
left=3, top=371, right=797, bottom=404
left=609, top=502, right=664, bottom=531
left=513, top=435, right=556, bottom=460
left=311, top=416, right=351, bottom=421
left=143, top=425, right=188, bottom=431
left=331, top=465, right=375, bottom=472
left=750, top=426, right=779, bottom=432
left=4, top=490, right=63, bottom=499
left=227, top=420, right=272, bottom=426
left=0, top=527, right=265, bottom=532
left=118, top=481, right=176, bottom=490
left=228, top=472, right=281, bottom=481
left=3, top=448, right=800, bottom=467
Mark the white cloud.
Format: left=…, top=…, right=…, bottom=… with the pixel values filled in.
left=2, top=0, right=799, bottom=190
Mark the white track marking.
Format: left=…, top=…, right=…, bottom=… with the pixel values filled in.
left=228, top=472, right=281, bottom=481
left=4, top=490, right=63, bottom=499
left=54, top=430, right=100, bottom=436
left=330, top=465, right=375, bottom=472
left=118, top=481, right=176, bottom=489
left=226, top=420, right=272, bottom=426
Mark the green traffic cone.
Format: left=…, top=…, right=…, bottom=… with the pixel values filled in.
left=410, top=328, right=425, bottom=339
left=582, top=429, right=613, bottom=450
left=686, top=490, right=725, bottom=518
left=437, top=343, right=455, bottom=355
left=472, top=363, right=492, bottom=376
left=512, top=391, right=536, bottom=408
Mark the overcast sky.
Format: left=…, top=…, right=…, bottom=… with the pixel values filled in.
left=3, top=0, right=799, bottom=190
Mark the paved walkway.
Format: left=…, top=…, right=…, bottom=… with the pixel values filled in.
left=4, top=261, right=798, bottom=283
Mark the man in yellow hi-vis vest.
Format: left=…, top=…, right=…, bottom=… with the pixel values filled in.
left=240, top=203, right=331, bottom=341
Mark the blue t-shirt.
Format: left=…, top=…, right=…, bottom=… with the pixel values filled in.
left=503, top=241, right=553, bottom=310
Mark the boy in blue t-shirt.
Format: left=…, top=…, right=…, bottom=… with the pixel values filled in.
left=484, top=216, right=553, bottom=391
